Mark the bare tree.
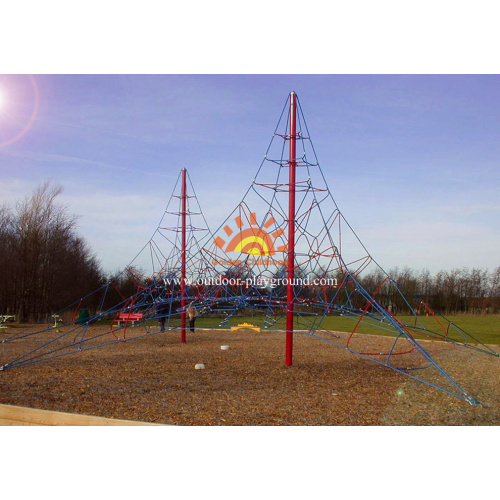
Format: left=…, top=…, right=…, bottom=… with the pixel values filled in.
left=7, top=182, right=103, bottom=321
left=0, top=205, right=16, bottom=314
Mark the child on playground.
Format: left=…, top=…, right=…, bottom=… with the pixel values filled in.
left=187, top=303, right=197, bottom=332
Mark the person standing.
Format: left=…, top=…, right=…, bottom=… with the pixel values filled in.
left=156, top=301, right=169, bottom=332
left=186, top=303, right=197, bottom=332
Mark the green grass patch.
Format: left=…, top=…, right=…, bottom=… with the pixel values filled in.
left=317, top=314, right=500, bottom=345
left=193, top=313, right=500, bottom=345
left=112, top=312, right=500, bottom=345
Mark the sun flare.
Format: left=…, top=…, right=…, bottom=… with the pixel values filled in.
left=0, top=75, right=39, bottom=147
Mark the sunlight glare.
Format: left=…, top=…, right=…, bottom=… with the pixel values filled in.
left=0, top=87, right=5, bottom=112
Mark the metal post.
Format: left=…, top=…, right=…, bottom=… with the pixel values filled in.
left=286, top=92, right=297, bottom=366
left=181, top=168, right=187, bottom=343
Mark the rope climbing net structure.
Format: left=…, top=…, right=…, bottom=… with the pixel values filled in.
left=1, top=92, right=498, bottom=405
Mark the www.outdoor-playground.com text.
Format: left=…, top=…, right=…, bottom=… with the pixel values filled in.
left=162, top=277, right=338, bottom=289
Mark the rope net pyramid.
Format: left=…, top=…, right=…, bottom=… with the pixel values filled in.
left=1, top=92, right=497, bottom=405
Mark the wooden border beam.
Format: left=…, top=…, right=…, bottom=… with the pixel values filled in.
left=0, top=404, right=164, bottom=426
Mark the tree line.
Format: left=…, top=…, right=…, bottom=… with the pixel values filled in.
left=0, top=182, right=103, bottom=322
left=357, top=265, right=500, bottom=316
left=225, top=263, right=500, bottom=316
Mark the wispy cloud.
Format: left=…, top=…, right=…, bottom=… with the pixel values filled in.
left=359, top=220, right=500, bottom=272
left=4, top=149, right=172, bottom=178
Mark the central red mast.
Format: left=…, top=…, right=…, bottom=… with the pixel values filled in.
left=286, top=92, right=297, bottom=366
left=181, top=168, right=187, bottom=343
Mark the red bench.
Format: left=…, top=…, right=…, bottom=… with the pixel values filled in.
left=114, top=313, right=144, bottom=327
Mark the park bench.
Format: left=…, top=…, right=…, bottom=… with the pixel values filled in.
left=114, top=313, right=144, bottom=327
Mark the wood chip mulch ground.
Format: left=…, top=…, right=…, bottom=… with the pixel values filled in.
left=1, top=326, right=498, bottom=425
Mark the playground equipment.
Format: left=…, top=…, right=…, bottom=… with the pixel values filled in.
left=231, top=323, right=260, bottom=332
left=1, top=92, right=498, bottom=405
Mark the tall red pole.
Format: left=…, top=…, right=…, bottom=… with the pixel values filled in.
left=181, top=168, right=187, bottom=343
left=286, top=92, right=297, bottom=366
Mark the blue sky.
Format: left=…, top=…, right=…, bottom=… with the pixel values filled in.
left=1, top=74, right=499, bottom=274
